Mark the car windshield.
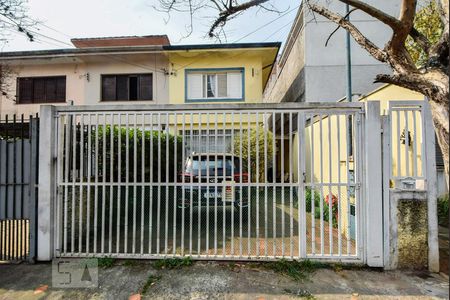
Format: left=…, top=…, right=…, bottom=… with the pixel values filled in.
left=185, top=155, right=245, bottom=172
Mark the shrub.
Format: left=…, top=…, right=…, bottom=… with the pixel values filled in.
left=73, top=125, right=183, bottom=182
left=232, top=126, right=274, bottom=182
left=304, top=187, right=338, bottom=228
left=437, top=194, right=449, bottom=227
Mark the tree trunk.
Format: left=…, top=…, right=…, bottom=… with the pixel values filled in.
left=429, top=96, right=449, bottom=189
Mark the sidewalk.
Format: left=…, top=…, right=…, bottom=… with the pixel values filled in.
left=0, top=261, right=448, bottom=299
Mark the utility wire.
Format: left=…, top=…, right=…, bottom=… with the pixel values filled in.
left=262, top=19, right=296, bottom=42
left=232, top=5, right=300, bottom=43
left=173, top=5, right=300, bottom=72
left=2, top=21, right=167, bottom=74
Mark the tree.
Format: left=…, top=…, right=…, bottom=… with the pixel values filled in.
left=405, top=1, right=444, bottom=66
left=159, top=0, right=449, bottom=187
left=0, top=0, right=36, bottom=97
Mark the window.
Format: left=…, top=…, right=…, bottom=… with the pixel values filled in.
left=181, top=129, right=236, bottom=154
left=186, top=69, right=243, bottom=102
left=17, top=76, right=66, bottom=104
left=101, top=74, right=153, bottom=101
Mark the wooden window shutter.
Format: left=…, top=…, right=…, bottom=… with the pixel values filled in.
left=45, top=77, right=57, bottom=102
left=17, top=78, right=33, bottom=104
left=102, top=76, right=116, bottom=101
left=33, top=78, right=46, bottom=102
left=56, top=77, right=66, bottom=101
left=139, top=74, right=152, bottom=100
left=116, top=75, right=129, bottom=100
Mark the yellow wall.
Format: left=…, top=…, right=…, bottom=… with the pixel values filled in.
left=167, top=48, right=277, bottom=104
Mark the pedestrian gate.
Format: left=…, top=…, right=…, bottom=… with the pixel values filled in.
left=51, top=103, right=366, bottom=262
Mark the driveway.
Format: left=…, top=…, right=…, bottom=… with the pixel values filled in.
left=62, top=187, right=355, bottom=258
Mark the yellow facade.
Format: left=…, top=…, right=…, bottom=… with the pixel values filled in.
left=166, top=47, right=279, bottom=104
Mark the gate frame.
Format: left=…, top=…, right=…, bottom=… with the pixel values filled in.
left=38, top=102, right=380, bottom=264
left=381, top=100, right=439, bottom=272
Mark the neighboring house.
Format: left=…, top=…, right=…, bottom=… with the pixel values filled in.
left=359, top=84, right=447, bottom=197
left=263, top=1, right=399, bottom=103
left=298, top=84, right=447, bottom=241
left=0, top=35, right=171, bottom=116
left=304, top=84, right=447, bottom=207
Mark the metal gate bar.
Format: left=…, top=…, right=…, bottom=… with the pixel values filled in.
left=53, top=103, right=364, bottom=262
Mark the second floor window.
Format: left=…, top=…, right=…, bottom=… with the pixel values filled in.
left=17, top=76, right=66, bottom=104
left=186, top=68, right=244, bottom=102
left=101, top=74, right=153, bottom=101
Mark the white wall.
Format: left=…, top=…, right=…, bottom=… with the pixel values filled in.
left=0, top=61, right=86, bottom=116
left=83, top=53, right=169, bottom=106
left=303, top=0, right=399, bottom=102
left=263, top=1, right=400, bottom=103
left=0, top=53, right=169, bottom=116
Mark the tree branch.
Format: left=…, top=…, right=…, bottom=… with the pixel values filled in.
left=209, top=0, right=269, bottom=37
left=309, top=4, right=387, bottom=62
left=409, top=27, right=431, bottom=52
left=325, top=8, right=357, bottom=47
left=389, top=0, right=417, bottom=50
left=337, top=0, right=401, bottom=29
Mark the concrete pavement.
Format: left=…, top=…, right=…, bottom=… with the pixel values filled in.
left=0, top=261, right=448, bottom=299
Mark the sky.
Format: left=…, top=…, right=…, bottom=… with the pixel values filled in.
left=2, top=0, right=300, bottom=52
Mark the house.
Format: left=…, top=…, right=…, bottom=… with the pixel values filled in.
left=0, top=36, right=279, bottom=115
left=0, top=36, right=279, bottom=154
left=263, top=1, right=400, bottom=103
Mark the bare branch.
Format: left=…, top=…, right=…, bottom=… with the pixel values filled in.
left=325, top=8, right=357, bottom=47
left=209, top=0, right=270, bottom=37
left=308, top=3, right=387, bottom=62
left=0, top=0, right=36, bottom=42
left=337, top=0, right=401, bottom=29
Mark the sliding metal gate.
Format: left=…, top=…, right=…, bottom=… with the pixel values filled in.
left=53, top=103, right=365, bottom=262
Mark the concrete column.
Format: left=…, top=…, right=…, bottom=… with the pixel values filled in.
left=37, top=105, right=56, bottom=261
left=388, top=190, right=429, bottom=270
left=424, top=102, right=439, bottom=272
left=365, top=101, right=383, bottom=267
